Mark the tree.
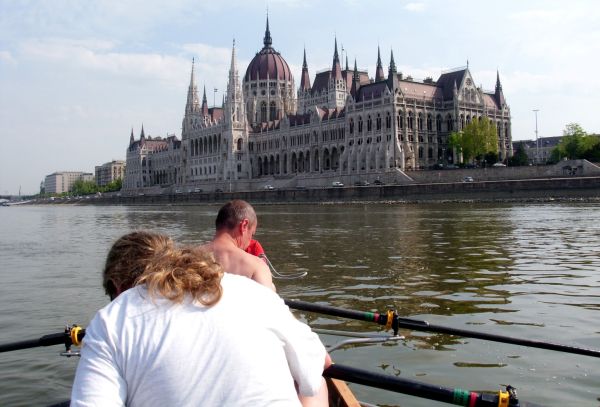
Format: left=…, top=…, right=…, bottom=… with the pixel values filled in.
left=449, top=117, right=498, bottom=163
left=508, top=142, right=529, bottom=166
left=71, top=179, right=98, bottom=195
left=550, top=123, right=599, bottom=163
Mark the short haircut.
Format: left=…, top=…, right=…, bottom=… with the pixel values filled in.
left=215, top=200, right=257, bottom=231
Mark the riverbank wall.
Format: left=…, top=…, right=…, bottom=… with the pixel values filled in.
left=80, top=175, right=600, bottom=205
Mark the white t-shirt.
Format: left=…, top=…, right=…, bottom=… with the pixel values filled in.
left=71, top=273, right=326, bottom=406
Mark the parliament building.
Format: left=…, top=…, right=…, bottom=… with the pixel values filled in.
left=124, top=18, right=511, bottom=192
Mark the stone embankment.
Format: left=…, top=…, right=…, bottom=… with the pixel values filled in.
left=77, top=176, right=600, bottom=205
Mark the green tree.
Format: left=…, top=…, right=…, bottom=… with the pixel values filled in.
left=550, top=123, right=599, bottom=163
left=102, top=178, right=123, bottom=192
left=449, top=117, right=498, bottom=163
left=508, top=142, right=529, bottom=166
left=71, top=179, right=98, bottom=195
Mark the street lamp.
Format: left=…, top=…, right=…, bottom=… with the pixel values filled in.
left=533, top=109, right=539, bottom=164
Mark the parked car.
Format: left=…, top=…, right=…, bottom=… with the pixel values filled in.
left=463, top=176, right=474, bottom=182
left=193, top=187, right=203, bottom=193
left=493, top=162, right=507, bottom=167
left=354, top=180, right=370, bottom=186
left=373, top=179, right=385, bottom=185
left=263, top=185, right=275, bottom=190
left=174, top=189, right=182, bottom=194
left=215, top=188, right=223, bottom=193
left=332, top=181, right=344, bottom=187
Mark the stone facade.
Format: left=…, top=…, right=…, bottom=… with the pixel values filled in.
left=123, top=18, right=511, bottom=193
left=95, top=160, right=126, bottom=187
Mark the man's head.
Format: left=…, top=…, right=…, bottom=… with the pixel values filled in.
left=215, top=200, right=257, bottom=250
left=103, top=231, right=173, bottom=300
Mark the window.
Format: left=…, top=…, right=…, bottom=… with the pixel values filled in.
left=237, top=138, right=242, bottom=151
left=261, top=102, right=267, bottom=122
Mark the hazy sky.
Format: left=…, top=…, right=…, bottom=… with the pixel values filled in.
left=1, top=0, right=599, bottom=195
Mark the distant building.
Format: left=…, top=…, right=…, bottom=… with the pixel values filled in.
left=123, top=125, right=181, bottom=190
left=95, top=160, right=126, bottom=187
left=124, top=17, right=512, bottom=192
left=44, top=171, right=94, bottom=194
left=513, top=135, right=600, bottom=164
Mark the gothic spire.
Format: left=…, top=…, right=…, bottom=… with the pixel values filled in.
left=332, top=37, right=342, bottom=80
left=130, top=127, right=134, bottom=144
left=201, top=85, right=209, bottom=116
left=225, top=39, right=245, bottom=124
left=185, top=58, right=201, bottom=115
left=263, top=14, right=272, bottom=48
left=351, top=58, right=360, bottom=99
left=495, top=70, right=506, bottom=107
left=300, top=47, right=311, bottom=91
left=140, top=123, right=145, bottom=139
left=345, top=55, right=349, bottom=71
left=375, top=45, right=385, bottom=82
left=387, top=49, right=398, bottom=91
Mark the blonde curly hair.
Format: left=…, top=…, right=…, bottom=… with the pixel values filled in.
left=103, top=231, right=223, bottom=305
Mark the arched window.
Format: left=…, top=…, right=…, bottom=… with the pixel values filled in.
left=269, top=101, right=276, bottom=121
left=260, top=102, right=267, bottom=122
left=408, top=112, right=414, bottom=130
left=446, top=114, right=453, bottom=131
left=376, top=114, right=382, bottom=131
left=417, top=113, right=423, bottom=131
left=358, top=116, right=363, bottom=133
left=349, top=118, right=354, bottom=134
left=237, top=138, right=242, bottom=151
left=427, top=114, right=432, bottom=131
left=367, top=115, right=372, bottom=132
left=436, top=114, right=442, bottom=132
left=386, top=112, right=391, bottom=129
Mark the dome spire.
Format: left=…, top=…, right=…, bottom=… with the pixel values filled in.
left=375, top=45, right=385, bottom=82
left=263, top=14, right=272, bottom=48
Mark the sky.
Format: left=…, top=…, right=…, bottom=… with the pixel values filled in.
left=1, top=0, right=599, bottom=195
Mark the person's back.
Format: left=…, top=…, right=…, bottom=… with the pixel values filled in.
left=74, top=274, right=323, bottom=406
left=71, top=231, right=328, bottom=406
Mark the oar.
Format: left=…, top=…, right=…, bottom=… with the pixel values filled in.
left=285, top=299, right=600, bottom=358
left=325, top=363, right=547, bottom=407
left=0, top=326, right=84, bottom=353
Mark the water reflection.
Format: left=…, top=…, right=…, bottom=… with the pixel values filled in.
left=0, top=203, right=599, bottom=407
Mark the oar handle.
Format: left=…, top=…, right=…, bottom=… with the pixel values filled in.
left=325, top=363, right=547, bottom=407
left=285, top=299, right=398, bottom=334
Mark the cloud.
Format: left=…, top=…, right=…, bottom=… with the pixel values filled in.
left=405, top=2, right=426, bottom=12
left=0, top=50, right=17, bottom=65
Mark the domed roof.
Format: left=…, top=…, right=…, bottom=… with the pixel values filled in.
left=244, top=18, right=293, bottom=83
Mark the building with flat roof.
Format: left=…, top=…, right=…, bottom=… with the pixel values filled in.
left=95, top=160, right=125, bottom=187
left=44, top=171, right=94, bottom=194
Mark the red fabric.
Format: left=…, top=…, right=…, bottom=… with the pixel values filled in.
left=246, top=239, right=265, bottom=257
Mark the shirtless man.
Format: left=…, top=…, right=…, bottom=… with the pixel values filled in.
left=204, top=200, right=275, bottom=291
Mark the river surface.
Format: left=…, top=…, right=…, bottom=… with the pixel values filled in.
left=0, top=203, right=599, bottom=407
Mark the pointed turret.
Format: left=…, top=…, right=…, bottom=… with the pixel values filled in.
left=331, top=37, right=342, bottom=80
left=140, top=124, right=145, bottom=139
left=495, top=70, right=506, bottom=107
left=130, top=127, right=134, bottom=145
left=345, top=55, right=349, bottom=71
left=201, top=85, right=209, bottom=116
left=300, top=48, right=311, bottom=91
left=375, top=46, right=385, bottom=82
left=387, top=49, right=398, bottom=91
left=225, top=39, right=245, bottom=124
left=185, top=58, right=201, bottom=115
left=263, top=15, right=272, bottom=48
left=351, top=58, right=360, bottom=99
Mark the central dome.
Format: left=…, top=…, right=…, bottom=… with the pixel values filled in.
left=244, top=19, right=293, bottom=82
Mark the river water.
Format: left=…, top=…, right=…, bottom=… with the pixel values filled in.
left=0, top=203, right=599, bottom=406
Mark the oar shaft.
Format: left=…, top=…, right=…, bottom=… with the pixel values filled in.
left=325, top=364, right=546, bottom=407
left=0, top=332, right=68, bottom=353
left=286, top=299, right=600, bottom=358
left=395, top=317, right=600, bottom=358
